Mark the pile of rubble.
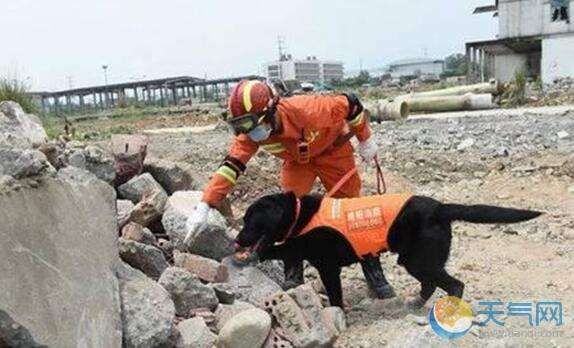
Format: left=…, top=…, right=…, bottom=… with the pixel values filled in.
left=0, top=101, right=346, bottom=348
left=531, top=77, right=574, bottom=106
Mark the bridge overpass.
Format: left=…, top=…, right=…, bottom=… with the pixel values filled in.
left=30, top=75, right=265, bottom=114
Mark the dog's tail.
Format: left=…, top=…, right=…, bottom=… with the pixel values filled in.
left=435, top=204, right=542, bottom=224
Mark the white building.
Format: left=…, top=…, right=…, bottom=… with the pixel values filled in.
left=265, top=56, right=344, bottom=83
left=386, top=58, right=445, bottom=79
left=467, top=0, right=574, bottom=83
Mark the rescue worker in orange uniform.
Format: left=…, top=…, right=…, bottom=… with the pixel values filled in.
left=185, top=80, right=395, bottom=298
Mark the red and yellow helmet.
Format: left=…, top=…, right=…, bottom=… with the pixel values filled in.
left=227, top=80, right=275, bottom=134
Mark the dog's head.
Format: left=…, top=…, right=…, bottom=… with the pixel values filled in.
left=234, top=192, right=297, bottom=259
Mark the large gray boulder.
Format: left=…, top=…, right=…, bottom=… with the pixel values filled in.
left=0, top=101, right=47, bottom=148
left=216, top=308, right=272, bottom=348
left=117, top=261, right=175, bottom=348
left=158, top=267, right=219, bottom=316
left=162, top=191, right=234, bottom=259
left=0, top=175, right=122, bottom=347
left=118, top=238, right=169, bottom=280
left=118, top=172, right=167, bottom=204
left=144, top=157, right=198, bottom=194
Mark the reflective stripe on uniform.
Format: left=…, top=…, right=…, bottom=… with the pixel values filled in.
left=242, top=80, right=258, bottom=112
left=261, top=143, right=286, bottom=154
left=216, top=165, right=237, bottom=184
left=348, top=112, right=364, bottom=127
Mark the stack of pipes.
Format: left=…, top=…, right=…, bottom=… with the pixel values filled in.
left=366, top=79, right=502, bottom=122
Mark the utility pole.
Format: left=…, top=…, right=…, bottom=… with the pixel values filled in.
left=102, top=65, right=109, bottom=108
left=277, top=35, right=285, bottom=61
left=66, top=76, right=74, bottom=89
left=102, top=65, right=109, bottom=85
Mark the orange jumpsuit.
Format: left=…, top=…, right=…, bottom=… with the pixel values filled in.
left=298, top=194, right=413, bottom=258
left=202, top=94, right=372, bottom=207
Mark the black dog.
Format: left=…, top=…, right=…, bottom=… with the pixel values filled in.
left=235, top=192, right=542, bottom=308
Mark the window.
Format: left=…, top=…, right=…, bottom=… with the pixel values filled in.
left=551, top=0, right=570, bottom=23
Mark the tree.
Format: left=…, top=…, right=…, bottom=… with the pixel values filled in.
left=444, top=53, right=467, bottom=77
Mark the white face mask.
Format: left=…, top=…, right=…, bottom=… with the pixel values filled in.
left=248, top=123, right=272, bottom=142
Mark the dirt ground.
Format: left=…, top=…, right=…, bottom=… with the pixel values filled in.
left=97, top=106, right=573, bottom=347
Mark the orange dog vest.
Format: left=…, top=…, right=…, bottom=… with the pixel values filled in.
left=297, top=194, right=413, bottom=259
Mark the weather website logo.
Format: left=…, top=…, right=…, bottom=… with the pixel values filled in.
left=429, top=296, right=474, bottom=340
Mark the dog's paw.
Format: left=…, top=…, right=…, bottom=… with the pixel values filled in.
left=369, top=284, right=397, bottom=299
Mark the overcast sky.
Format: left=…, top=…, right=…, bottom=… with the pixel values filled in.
left=1, top=0, right=496, bottom=91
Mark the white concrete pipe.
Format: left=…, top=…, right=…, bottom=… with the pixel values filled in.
left=406, top=93, right=495, bottom=113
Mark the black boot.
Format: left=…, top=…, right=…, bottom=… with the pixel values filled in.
left=283, top=259, right=304, bottom=290
left=360, top=255, right=396, bottom=299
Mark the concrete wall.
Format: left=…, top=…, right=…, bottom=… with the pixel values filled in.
left=390, top=62, right=444, bottom=78
left=542, top=34, right=574, bottom=82
left=499, top=0, right=574, bottom=38
left=494, top=53, right=528, bottom=82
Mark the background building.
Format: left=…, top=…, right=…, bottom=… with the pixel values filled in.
left=386, top=58, right=445, bottom=79
left=265, top=56, right=344, bottom=83
left=467, top=0, right=574, bottom=83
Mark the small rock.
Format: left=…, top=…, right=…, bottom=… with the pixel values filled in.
left=117, top=199, right=135, bottom=228
left=321, top=307, right=347, bottom=334
left=158, top=267, right=219, bottom=316
left=174, top=250, right=229, bottom=283
left=216, top=308, right=272, bottom=348
left=158, top=238, right=174, bottom=254
left=117, top=262, right=175, bottom=348
left=144, top=158, right=198, bottom=194
left=121, top=222, right=157, bottom=245
left=457, top=138, right=475, bottom=151
left=176, top=317, right=217, bottom=348
left=568, top=185, right=574, bottom=194
left=83, top=145, right=116, bottom=184
left=222, top=257, right=282, bottom=307
left=118, top=173, right=167, bottom=204
left=214, top=301, right=256, bottom=331
left=406, top=313, right=428, bottom=326
left=129, top=189, right=168, bottom=227
left=119, top=238, right=169, bottom=280
left=162, top=191, right=233, bottom=259
left=212, top=283, right=237, bottom=304
left=557, top=131, right=569, bottom=139
left=0, top=148, right=53, bottom=179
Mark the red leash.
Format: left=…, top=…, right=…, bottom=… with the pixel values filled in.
left=326, top=156, right=387, bottom=197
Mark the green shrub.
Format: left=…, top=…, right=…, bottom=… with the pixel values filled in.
left=0, top=78, right=37, bottom=114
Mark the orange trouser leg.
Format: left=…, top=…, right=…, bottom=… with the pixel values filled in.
left=314, top=142, right=361, bottom=198
left=280, top=160, right=316, bottom=197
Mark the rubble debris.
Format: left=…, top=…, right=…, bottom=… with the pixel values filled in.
left=117, top=262, right=175, bottom=348
left=214, top=301, right=257, bottom=331
left=162, top=191, right=233, bottom=259
left=321, top=307, right=347, bottom=334
left=117, top=199, right=135, bottom=228
left=121, top=222, right=157, bottom=245
left=174, top=250, right=229, bottom=283
left=83, top=145, right=116, bottom=184
left=0, top=101, right=47, bottom=148
left=263, top=328, right=294, bottom=348
left=129, top=189, right=168, bottom=227
left=457, top=138, right=475, bottom=151
left=287, top=284, right=337, bottom=346
left=144, top=157, right=198, bottom=194
left=118, top=172, right=168, bottom=204
left=221, top=257, right=283, bottom=307
left=112, top=134, right=148, bottom=186
left=263, top=291, right=311, bottom=347
left=176, top=317, right=217, bottom=348
left=158, top=267, right=219, bottom=316
left=216, top=308, right=272, bottom=348
left=0, top=147, right=54, bottom=179
left=57, top=166, right=99, bottom=185
left=118, top=238, right=169, bottom=280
